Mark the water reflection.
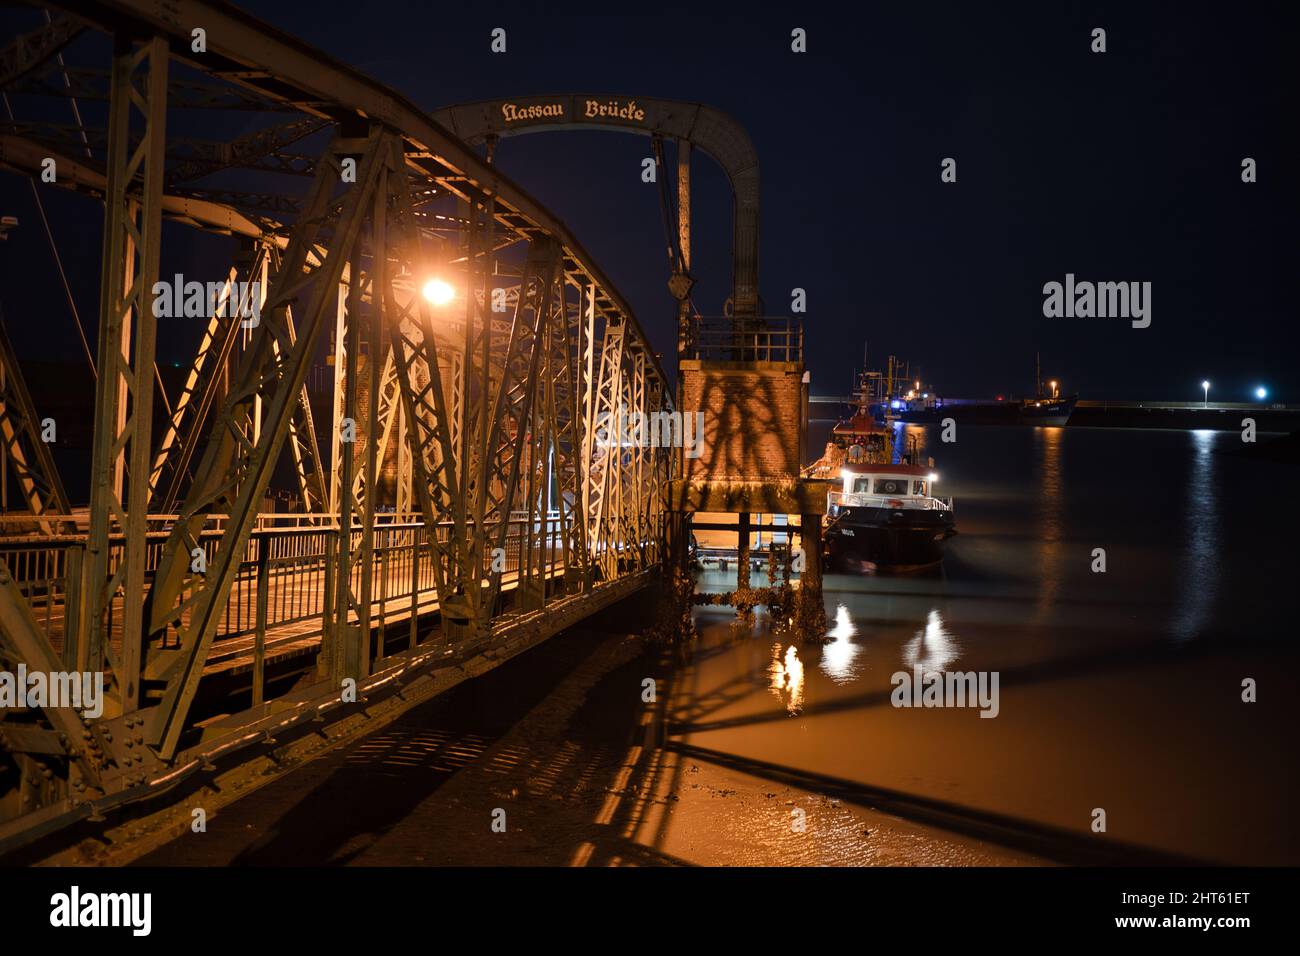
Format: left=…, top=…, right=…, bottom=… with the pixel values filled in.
left=1034, top=426, right=1064, bottom=619
left=899, top=422, right=927, bottom=464
left=902, top=609, right=960, bottom=674
left=1173, top=430, right=1220, bottom=642
left=768, top=643, right=805, bottom=714
left=819, top=604, right=860, bottom=683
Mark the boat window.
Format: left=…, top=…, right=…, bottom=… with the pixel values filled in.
left=852, top=477, right=871, bottom=494
left=872, top=477, right=909, bottom=495
left=912, top=480, right=928, bottom=496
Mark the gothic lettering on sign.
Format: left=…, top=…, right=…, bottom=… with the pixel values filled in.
left=583, top=98, right=646, bottom=122
left=500, top=102, right=565, bottom=123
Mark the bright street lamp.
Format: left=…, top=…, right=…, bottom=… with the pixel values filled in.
left=421, top=277, right=455, bottom=307
left=1255, top=386, right=1268, bottom=401
left=1201, top=380, right=1210, bottom=406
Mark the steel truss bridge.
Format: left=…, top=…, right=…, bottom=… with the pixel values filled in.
left=0, top=0, right=678, bottom=855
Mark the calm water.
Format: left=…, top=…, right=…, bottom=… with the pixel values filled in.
left=679, top=425, right=1299, bottom=864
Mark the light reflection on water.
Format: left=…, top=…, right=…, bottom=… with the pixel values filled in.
left=768, top=643, right=805, bottom=714
left=900, top=422, right=927, bottom=463
left=902, top=609, right=960, bottom=674
left=677, top=425, right=1297, bottom=864
left=819, top=605, right=860, bottom=683
left=1034, top=426, right=1064, bottom=619
left=1173, top=430, right=1220, bottom=642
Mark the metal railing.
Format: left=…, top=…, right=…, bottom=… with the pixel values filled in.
left=0, top=511, right=579, bottom=654
left=690, top=316, right=803, bottom=364
left=829, top=491, right=953, bottom=511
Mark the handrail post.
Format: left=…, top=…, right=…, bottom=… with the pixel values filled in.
left=409, top=530, right=420, bottom=649
left=253, top=532, right=269, bottom=705
left=62, top=545, right=85, bottom=671
left=375, top=529, right=387, bottom=662
left=320, top=530, right=336, bottom=677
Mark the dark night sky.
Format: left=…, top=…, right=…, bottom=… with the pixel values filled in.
left=1, top=1, right=1297, bottom=402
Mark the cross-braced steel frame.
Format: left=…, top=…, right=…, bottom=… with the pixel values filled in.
left=0, top=0, right=673, bottom=852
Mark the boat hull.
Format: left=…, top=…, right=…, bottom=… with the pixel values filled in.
left=1018, top=396, right=1076, bottom=426
left=825, top=507, right=956, bottom=572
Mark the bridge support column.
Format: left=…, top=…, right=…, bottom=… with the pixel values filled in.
left=793, top=513, right=827, bottom=643
left=82, top=33, right=169, bottom=713
left=666, top=480, right=831, bottom=642
left=649, top=511, right=697, bottom=643
left=734, top=511, right=754, bottom=620
left=675, top=138, right=692, bottom=362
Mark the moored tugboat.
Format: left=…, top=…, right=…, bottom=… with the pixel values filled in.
left=804, top=404, right=957, bottom=573
left=824, top=462, right=956, bottom=572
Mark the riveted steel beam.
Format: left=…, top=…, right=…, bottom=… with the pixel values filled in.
left=143, top=127, right=391, bottom=757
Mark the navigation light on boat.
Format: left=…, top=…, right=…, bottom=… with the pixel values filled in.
left=928, top=472, right=938, bottom=481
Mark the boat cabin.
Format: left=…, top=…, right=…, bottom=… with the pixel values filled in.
left=830, top=463, right=951, bottom=512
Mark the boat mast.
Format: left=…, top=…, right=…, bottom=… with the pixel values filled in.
left=860, top=340, right=869, bottom=411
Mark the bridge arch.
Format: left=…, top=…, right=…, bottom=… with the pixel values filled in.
left=431, top=94, right=761, bottom=318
